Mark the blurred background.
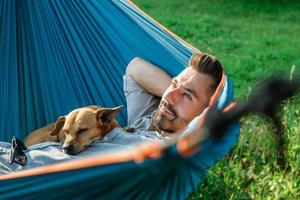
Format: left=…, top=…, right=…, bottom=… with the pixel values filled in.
left=132, top=0, right=300, bottom=199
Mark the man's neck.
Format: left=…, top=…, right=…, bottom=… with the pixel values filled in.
left=148, top=122, right=159, bottom=132
left=149, top=111, right=179, bottom=140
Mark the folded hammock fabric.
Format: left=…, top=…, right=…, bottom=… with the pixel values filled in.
left=0, top=0, right=240, bottom=199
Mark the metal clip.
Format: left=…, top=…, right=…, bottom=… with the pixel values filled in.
left=9, top=136, right=27, bottom=166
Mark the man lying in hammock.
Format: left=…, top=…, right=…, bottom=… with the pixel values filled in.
left=0, top=52, right=223, bottom=174
left=124, top=53, right=222, bottom=139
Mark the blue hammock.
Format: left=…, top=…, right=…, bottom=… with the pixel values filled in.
left=0, top=0, right=240, bottom=199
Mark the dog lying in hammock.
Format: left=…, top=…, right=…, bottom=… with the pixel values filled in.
left=24, top=105, right=122, bottom=155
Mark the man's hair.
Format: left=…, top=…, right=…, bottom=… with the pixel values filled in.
left=188, top=53, right=223, bottom=90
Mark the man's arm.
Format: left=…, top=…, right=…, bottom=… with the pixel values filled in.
left=126, top=57, right=171, bottom=97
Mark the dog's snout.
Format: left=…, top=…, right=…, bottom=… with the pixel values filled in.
left=62, top=143, right=74, bottom=154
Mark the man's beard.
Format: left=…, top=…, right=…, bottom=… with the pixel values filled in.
left=152, top=101, right=189, bottom=133
left=152, top=111, right=176, bottom=133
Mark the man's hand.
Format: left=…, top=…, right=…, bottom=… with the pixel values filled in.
left=126, top=57, right=171, bottom=97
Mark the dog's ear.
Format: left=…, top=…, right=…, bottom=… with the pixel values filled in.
left=96, top=105, right=123, bottom=124
left=50, top=116, right=66, bottom=136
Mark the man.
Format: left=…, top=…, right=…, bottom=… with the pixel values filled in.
left=0, top=52, right=223, bottom=173
left=125, top=52, right=223, bottom=138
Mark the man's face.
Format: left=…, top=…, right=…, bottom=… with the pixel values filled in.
left=153, top=67, right=216, bottom=133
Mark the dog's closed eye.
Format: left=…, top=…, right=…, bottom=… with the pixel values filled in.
left=77, top=128, right=88, bottom=135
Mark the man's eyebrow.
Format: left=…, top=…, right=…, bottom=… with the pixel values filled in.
left=184, top=87, right=198, bottom=99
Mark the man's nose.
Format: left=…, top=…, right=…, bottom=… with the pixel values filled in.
left=165, top=87, right=181, bottom=105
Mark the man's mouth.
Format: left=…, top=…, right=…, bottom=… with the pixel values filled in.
left=160, top=101, right=176, bottom=120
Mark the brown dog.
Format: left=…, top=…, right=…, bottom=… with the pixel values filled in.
left=24, top=105, right=122, bottom=155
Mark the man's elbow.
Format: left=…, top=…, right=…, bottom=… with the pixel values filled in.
left=126, top=57, right=143, bottom=77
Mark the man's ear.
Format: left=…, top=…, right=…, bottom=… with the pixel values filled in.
left=50, top=116, right=66, bottom=136
left=96, top=105, right=123, bottom=124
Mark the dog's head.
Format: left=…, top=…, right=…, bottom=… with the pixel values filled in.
left=50, top=105, right=122, bottom=155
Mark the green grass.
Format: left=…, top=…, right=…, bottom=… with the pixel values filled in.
left=132, top=0, right=300, bottom=199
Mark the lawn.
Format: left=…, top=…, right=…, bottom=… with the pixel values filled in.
left=132, top=0, right=300, bottom=199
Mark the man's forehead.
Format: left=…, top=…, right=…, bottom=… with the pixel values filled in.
left=175, top=67, right=195, bottom=81
left=175, top=67, right=216, bottom=97
left=175, top=67, right=204, bottom=83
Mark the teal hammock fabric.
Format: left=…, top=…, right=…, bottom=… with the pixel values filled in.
left=0, top=0, right=240, bottom=199
left=0, top=0, right=192, bottom=141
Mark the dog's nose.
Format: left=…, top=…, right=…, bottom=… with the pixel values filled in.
left=62, top=143, right=74, bottom=154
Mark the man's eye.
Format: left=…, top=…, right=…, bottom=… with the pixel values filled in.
left=183, top=92, right=192, bottom=100
left=78, top=128, right=88, bottom=134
